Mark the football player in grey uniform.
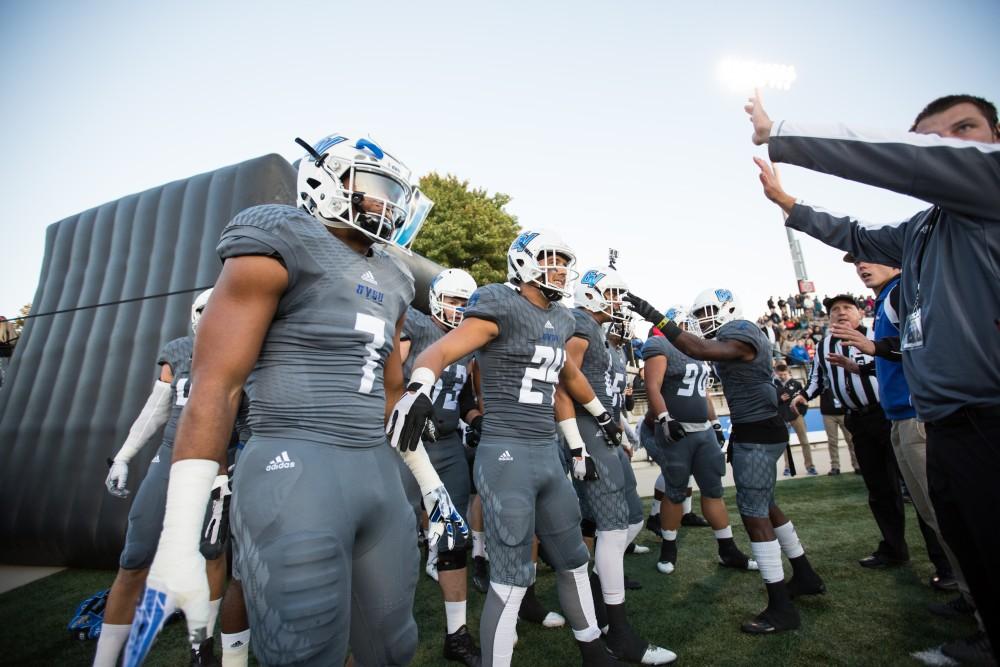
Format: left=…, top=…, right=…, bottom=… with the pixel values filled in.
left=559, top=267, right=674, bottom=665
left=626, top=288, right=824, bottom=635
left=399, top=267, right=483, bottom=665
left=95, top=290, right=230, bottom=667
left=127, top=135, right=466, bottom=667
left=638, top=307, right=756, bottom=576
left=387, top=231, right=632, bottom=667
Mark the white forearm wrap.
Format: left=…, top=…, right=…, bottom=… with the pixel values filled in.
left=657, top=411, right=670, bottom=422
left=559, top=419, right=587, bottom=453
left=400, top=441, right=443, bottom=494
left=158, top=460, right=218, bottom=556
left=409, top=367, right=436, bottom=394
left=115, top=381, right=173, bottom=462
left=581, top=397, right=606, bottom=418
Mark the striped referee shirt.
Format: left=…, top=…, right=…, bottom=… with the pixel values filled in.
left=801, top=329, right=880, bottom=411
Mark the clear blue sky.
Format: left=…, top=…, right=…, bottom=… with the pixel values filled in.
left=2, top=1, right=998, bottom=322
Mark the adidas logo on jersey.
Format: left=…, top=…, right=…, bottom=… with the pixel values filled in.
left=361, top=271, right=378, bottom=285
left=544, top=320, right=554, bottom=329
left=151, top=454, right=160, bottom=463
left=498, top=450, right=514, bottom=462
left=265, top=451, right=296, bottom=471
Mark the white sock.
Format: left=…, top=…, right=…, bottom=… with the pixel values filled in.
left=93, top=623, right=131, bottom=667
left=773, top=521, right=805, bottom=559
left=661, top=529, right=677, bottom=541
left=489, top=583, right=526, bottom=666
left=191, top=598, right=222, bottom=650
left=445, top=600, right=467, bottom=634
left=626, top=521, right=643, bottom=545
left=682, top=496, right=693, bottom=514
left=751, top=539, right=785, bottom=584
left=561, top=563, right=600, bottom=642
left=713, top=526, right=733, bottom=540
left=472, top=530, right=486, bottom=559
left=221, top=629, right=251, bottom=667
left=650, top=499, right=661, bottom=515
left=595, top=529, right=629, bottom=605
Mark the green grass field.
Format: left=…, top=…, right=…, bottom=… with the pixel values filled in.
left=0, top=474, right=974, bottom=665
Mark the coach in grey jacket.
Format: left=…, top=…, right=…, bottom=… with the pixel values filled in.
left=747, top=92, right=1000, bottom=664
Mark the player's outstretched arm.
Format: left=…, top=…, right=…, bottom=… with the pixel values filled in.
left=124, top=255, right=285, bottom=667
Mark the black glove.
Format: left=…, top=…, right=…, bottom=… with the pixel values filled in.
left=596, top=411, right=622, bottom=446
left=570, top=448, right=599, bottom=481
left=659, top=416, right=687, bottom=443
left=465, top=415, right=483, bottom=448
left=711, top=420, right=726, bottom=447
left=624, top=293, right=668, bottom=329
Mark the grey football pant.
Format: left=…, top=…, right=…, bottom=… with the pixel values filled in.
left=232, top=437, right=418, bottom=666
left=573, top=416, right=643, bottom=530
left=475, top=439, right=589, bottom=587
left=731, top=441, right=787, bottom=518
left=639, top=422, right=725, bottom=505
left=119, top=443, right=172, bottom=570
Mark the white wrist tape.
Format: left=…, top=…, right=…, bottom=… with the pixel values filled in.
left=657, top=411, right=670, bottom=423
left=559, top=419, right=586, bottom=452
left=400, top=441, right=444, bottom=494
left=409, top=367, right=436, bottom=395
left=581, top=397, right=606, bottom=418
left=158, top=460, right=219, bottom=556
left=116, top=381, right=173, bottom=462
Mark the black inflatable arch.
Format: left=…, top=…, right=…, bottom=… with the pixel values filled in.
left=0, top=154, right=443, bottom=567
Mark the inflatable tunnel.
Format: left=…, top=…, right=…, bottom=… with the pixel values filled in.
left=0, top=154, right=443, bottom=567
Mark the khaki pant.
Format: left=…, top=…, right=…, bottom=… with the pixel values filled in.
left=823, top=413, right=859, bottom=471
left=891, top=419, right=975, bottom=611
left=783, top=415, right=813, bottom=469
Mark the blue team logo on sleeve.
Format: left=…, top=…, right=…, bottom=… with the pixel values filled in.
left=580, top=270, right=606, bottom=288
left=665, top=307, right=679, bottom=322
left=466, top=291, right=480, bottom=308
left=512, top=232, right=539, bottom=252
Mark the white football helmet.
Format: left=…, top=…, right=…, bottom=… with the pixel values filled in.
left=664, top=304, right=704, bottom=338
left=507, top=230, right=578, bottom=301
left=575, top=267, right=629, bottom=322
left=296, top=134, right=412, bottom=244
left=429, top=269, right=477, bottom=329
left=691, top=288, right=743, bottom=338
left=191, top=288, right=213, bottom=335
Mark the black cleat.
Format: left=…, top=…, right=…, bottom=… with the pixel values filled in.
left=605, top=603, right=677, bottom=664
left=471, top=556, right=489, bottom=594
left=740, top=607, right=801, bottom=634
left=443, top=625, right=482, bottom=667
left=190, top=637, right=220, bottom=667
left=680, top=512, right=710, bottom=527
left=929, top=572, right=958, bottom=591
left=656, top=540, right=677, bottom=574
left=518, top=583, right=565, bottom=627
left=788, top=556, right=826, bottom=599
left=717, top=541, right=759, bottom=571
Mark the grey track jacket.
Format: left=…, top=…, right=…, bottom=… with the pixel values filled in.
left=768, top=121, right=1000, bottom=422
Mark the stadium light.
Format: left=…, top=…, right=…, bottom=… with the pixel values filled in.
left=716, top=58, right=797, bottom=92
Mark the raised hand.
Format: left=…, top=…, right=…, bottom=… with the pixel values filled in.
left=745, top=88, right=773, bottom=145
left=752, top=157, right=796, bottom=214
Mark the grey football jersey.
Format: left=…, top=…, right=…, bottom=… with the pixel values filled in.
left=156, top=336, right=194, bottom=448
left=642, top=336, right=710, bottom=423
left=607, top=343, right=629, bottom=422
left=463, top=283, right=575, bottom=443
left=714, top=320, right=779, bottom=424
left=217, top=204, right=415, bottom=447
left=571, top=309, right=614, bottom=417
left=402, top=306, right=471, bottom=436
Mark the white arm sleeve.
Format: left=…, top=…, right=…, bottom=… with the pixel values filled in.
left=558, top=418, right=588, bottom=453
left=400, top=441, right=444, bottom=494
left=115, top=380, right=173, bottom=463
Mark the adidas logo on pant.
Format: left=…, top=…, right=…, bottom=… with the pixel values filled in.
left=265, top=451, right=295, bottom=471
left=498, top=450, right=513, bottom=462
left=151, top=454, right=160, bottom=463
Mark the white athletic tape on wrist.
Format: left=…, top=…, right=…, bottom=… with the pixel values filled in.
left=558, top=419, right=586, bottom=452
left=409, top=367, right=436, bottom=395
left=158, top=460, right=219, bottom=555
left=116, top=381, right=173, bottom=462
left=581, top=397, right=605, bottom=418
left=657, top=411, right=670, bottom=423
left=400, top=441, right=443, bottom=494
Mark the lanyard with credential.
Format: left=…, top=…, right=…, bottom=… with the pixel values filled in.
left=902, top=207, right=941, bottom=350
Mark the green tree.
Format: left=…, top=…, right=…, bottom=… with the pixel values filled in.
left=412, top=173, right=521, bottom=286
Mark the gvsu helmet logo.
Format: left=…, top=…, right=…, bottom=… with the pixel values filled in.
left=581, top=270, right=606, bottom=288
left=715, top=289, right=733, bottom=302
left=512, top=232, right=539, bottom=253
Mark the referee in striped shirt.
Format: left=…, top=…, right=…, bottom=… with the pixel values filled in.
left=792, top=294, right=909, bottom=568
